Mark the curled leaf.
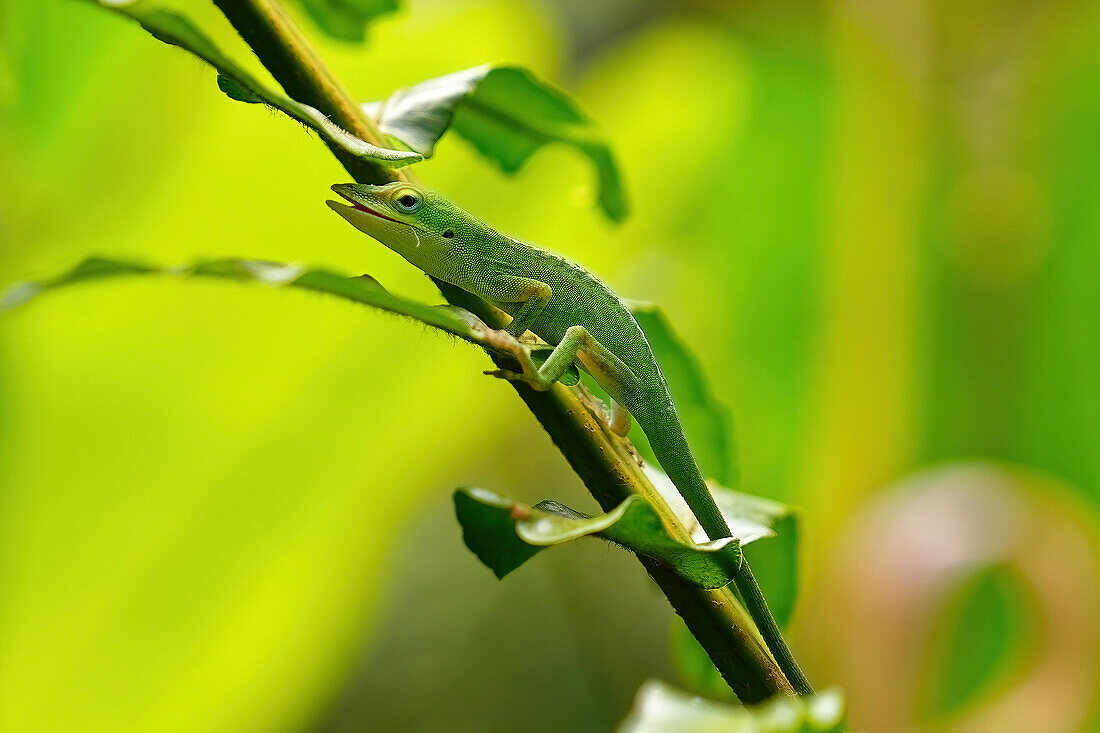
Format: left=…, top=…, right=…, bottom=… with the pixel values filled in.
left=645, top=466, right=801, bottom=628
left=453, top=488, right=742, bottom=589
left=88, top=1, right=420, bottom=167
left=364, top=65, right=628, bottom=221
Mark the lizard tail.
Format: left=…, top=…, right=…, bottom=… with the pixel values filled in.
left=638, top=403, right=731, bottom=541
left=639, top=400, right=816, bottom=695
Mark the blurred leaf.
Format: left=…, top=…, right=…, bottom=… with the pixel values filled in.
left=87, top=1, right=420, bottom=167
left=669, top=618, right=738, bottom=703
left=0, top=257, right=157, bottom=310
left=363, top=64, right=628, bottom=221
left=453, top=488, right=744, bottom=589
left=630, top=302, right=736, bottom=486
left=290, top=0, right=398, bottom=43
left=618, top=679, right=846, bottom=733
left=917, top=563, right=1038, bottom=721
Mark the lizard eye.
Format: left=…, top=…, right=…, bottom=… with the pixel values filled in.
left=394, top=191, right=423, bottom=213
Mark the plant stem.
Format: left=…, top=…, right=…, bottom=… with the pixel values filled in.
left=214, top=0, right=800, bottom=703
left=213, top=0, right=405, bottom=185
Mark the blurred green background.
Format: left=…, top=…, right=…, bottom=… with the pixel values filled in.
left=3, top=0, right=1100, bottom=731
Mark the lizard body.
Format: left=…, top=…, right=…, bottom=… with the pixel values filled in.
left=327, top=181, right=731, bottom=541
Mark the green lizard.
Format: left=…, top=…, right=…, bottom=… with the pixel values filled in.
left=327, top=181, right=811, bottom=693
left=326, top=181, right=732, bottom=533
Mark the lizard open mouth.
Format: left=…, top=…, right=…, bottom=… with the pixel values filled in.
left=333, top=190, right=404, bottom=225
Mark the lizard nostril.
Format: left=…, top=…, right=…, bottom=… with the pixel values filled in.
left=442, top=230, right=454, bottom=239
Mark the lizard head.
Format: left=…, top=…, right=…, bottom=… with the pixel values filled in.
left=327, top=182, right=488, bottom=269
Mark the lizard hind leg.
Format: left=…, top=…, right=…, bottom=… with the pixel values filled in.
left=486, top=324, right=636, bottom=397
left=536, top=325, right=637, bottom=390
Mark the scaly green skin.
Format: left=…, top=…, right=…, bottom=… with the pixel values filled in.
left=327, top=181, right=812, bottom=694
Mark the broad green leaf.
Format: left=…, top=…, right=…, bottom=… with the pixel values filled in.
left=290, top=0, right=398, bottom=43
left=618, top=679, right=846, bottom=733
left=363, top=65, right=628, bottom=221
left=629, top=302, right=737, bottom=486
left=453, top=488, right=743, bottom=589
left=646, top=467, right=800, bottom=628
left=87, top=1, right=420, bottom=167
left=916, top=563, right=1038, bottom=721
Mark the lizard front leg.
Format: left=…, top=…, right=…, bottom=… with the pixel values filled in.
left=476, top=274, right=554, bottom=385
left=480, top=274, right=552, bottom=338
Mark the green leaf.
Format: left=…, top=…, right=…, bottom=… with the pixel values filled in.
left=453, top=488, right=743, bottom=589
left=618, top=301, right=798, bottom=625
left=86, top=1, right=420, bottom=167
left=290, top=0, right=398, bottom=43
left=618, top=680, right=846, bottom=733
left=363, top=65, right=628, bottom=221
left=917, top=563, right=1038, bottom=721
left=0, top=257, right=157, bottom=311
left=629, top=302, right=737, bottom=486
